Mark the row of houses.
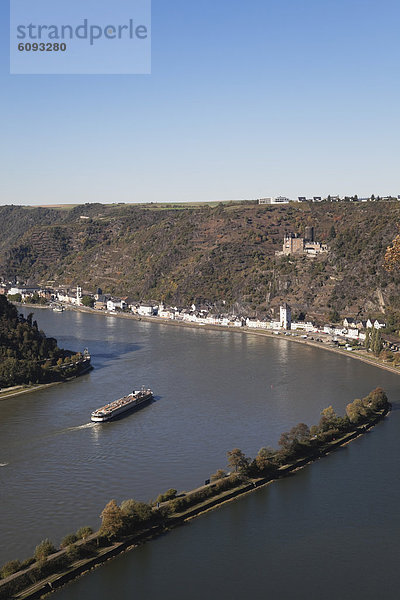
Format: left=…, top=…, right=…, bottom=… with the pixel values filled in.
left=258, top=196, right=400, bottom=205
left=2, top=281, right=396, bottom=348
left=343, top=317, right=386, bottom=330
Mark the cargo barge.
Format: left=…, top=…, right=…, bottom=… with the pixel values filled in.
left=91, top=388, right=153, bottom=422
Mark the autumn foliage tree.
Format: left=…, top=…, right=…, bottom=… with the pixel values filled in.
left=210, top=469, right=227, bottom=482
left=100, top=500, right=124, bottom=539
left=384, top=232, right=400, bottom=272
left=227, top=448, right=250, bottom=473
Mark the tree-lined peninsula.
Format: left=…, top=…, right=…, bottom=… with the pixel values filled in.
left=0, top=295, right=88, bottom=388
left=0, top=387, right=390, bottom=600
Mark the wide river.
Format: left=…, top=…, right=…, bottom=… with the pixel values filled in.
left=1, top=308, right=399, bottom=599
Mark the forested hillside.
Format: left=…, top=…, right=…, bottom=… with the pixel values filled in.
left=1, top=202, right=400, bottom=320
left=0, top=295, right=65, bottom=387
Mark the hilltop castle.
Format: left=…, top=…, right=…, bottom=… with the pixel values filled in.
left=279, top=227, right=328, bottom=257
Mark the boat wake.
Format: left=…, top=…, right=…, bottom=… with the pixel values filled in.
left=64, top=423, right=96, bottom=433
left=0, top=462, right=9, bottom=467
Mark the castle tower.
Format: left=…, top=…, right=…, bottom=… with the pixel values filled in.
left=283, top=233, right=304, bottom=255
left=280, top=303, right=292, bottom=330
left=305, top=226, right=314, bottom=242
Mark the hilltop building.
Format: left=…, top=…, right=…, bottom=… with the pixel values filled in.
left=258, top=196, right=293, bottom=205
left=279, top=227, right=328, bottom=257
left=298, top=197, right=322, bottom=202
left=282, top=233, right=304, bottom=255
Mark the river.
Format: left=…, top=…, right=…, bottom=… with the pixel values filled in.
left=1, top=308, right=399, bottom=599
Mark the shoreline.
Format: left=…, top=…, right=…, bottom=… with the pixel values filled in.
left=0, top=381, right=63, bottom=401
left=0, top=362, right=93, bottom=402
left=1, top=404, right=390, bottom=600
left=18, top=302, right=400, bottom=379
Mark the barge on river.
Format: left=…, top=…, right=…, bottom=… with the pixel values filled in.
left=91, top=388, right=153, bottom=422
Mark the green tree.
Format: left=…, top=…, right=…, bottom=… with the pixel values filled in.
left=75, top=526, right=93, bottom=540
left=318, top=406, right=339, bottom=431
left=7, top=293, right=22, bottom=303
left=371, top=328, right=383, bottom=356
left=0, top=560, right=21, bottom=579
left=34, top=539, right=56, bottom=562
left=81, top=295, right=94, bottom=308
left=155, top=489, right=177, bottom=503
left=65, top=544, right=81, bottom=563
left=278, top=423, right=311, bottom=460
left=364, top=329, right=371, bottom=350
left=255, top=446, right=276, bottom=471
left=346, top=399, right=369, bottom=423
left=120, top=499, right=153, bottom=530
left=328, top=309, right=340, bottom=323
left=279, top=423, right=310, bottom=450
left=364, top=387, right=388, bottom=411
left=60, top=533, right=78, bottom=548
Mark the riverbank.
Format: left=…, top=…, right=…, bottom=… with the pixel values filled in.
left=22, top=302, right=400, bottom=378
left=0, top=401, right=390, bottom=600
left=0, top=363, right=93, bottom=402
left=0, top=382, right=62, bottom=401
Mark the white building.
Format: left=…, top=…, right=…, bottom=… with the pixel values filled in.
left=258, top=196, right=293, bottom=205
left=343, top=318, right=357, bottom=328
left=291, top=321, right=316, bottom=332
left=137, top=304, right=157, bottom=317
left=273, top=196, right=292, bottom=204
left=8, top=286, right=41, bottom=299
left=280, top=304, right=292, bottom=330
left=345, top=329, right=360, bottom=340
left=366, top=319, right=386, bottom=329
left=107, top=298, right=127, bottom=312
left=205, top=315, right=221, bottom=326
left=232, top=318, right=245, bottom=327
left=159, top=306, right=176, bottom=320
left=333, top=327, right=347, bottom=336
left=246, top=318, right=268, bottom=329
left=56, top=288, right=81, bottom=305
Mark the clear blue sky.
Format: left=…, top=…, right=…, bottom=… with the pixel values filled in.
left=1, top=0, right=400, bottom=205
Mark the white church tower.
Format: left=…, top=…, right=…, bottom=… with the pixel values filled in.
left=280, top=303, right=292, bottom=330
left=76, top=286, right=82, bottom=306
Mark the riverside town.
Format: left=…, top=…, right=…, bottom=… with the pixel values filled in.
left=2, top=280, right=400, bottom=357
